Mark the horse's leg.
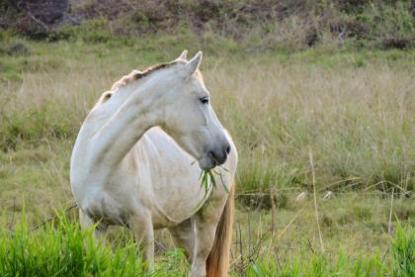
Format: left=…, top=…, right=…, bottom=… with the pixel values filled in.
left=169, top=218, right=195, bottom=261
left=128, top=213, right=155, bottom=271
left=189, top=201, right=226, bottom=277
left=79, top=209, right=107, bottom=243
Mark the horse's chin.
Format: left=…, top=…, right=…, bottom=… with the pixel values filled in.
left=198, top=156, right=217, bottom=171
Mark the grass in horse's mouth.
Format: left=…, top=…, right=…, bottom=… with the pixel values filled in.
left=200, top=168, right=229, bottom=194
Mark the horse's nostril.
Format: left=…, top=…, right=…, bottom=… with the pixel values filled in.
left=225, top=145, right=231, bottom=155
left=208, top=146, right=229, bottom=165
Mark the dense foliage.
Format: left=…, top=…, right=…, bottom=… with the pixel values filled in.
left=1, top=0, right=415, bottom=50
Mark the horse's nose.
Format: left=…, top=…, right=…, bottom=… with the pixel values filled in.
left=225, top=144, right=231, bottom=155
left=209, top=143, right=230, bottom=165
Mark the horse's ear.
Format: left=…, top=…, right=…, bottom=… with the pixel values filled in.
left=177, top=50, right=188, bottom=61
left=184, top=51, right=203, bottom=76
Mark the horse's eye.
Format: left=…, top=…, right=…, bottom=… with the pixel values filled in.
left=200, top=97, right=209, bottom=104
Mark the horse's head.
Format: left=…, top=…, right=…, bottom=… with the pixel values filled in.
left=159, top=50, right=231, bottom=170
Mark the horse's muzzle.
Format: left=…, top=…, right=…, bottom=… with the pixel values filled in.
left=199, top=143, right=231, bottom=170
left=208, top=143, right=231, bottom=165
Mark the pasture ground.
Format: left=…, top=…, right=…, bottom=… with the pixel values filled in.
left=1, top=32, right=415, bottom=275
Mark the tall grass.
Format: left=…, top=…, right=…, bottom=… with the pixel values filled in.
left=1, top=214, right=415, bottom=276
left=0, top=216, right=146, bottom=276
left=1, top=38, right=415, bottom=194
left=0, top=214, right=191, bottom=276
left=393, top=223, right=415, bottom=276
left=211, top=53, right=415, bottom=192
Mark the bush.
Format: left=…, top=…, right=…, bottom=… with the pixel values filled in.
left=2, top=0, right=415, bottom=50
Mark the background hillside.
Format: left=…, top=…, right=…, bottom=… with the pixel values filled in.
left=1, top=0, right=415, bottom=50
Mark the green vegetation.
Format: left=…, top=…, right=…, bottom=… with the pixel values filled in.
left=1, top=213, right=415, bottom=276
left=3, top=0, right=415, bottom=50
left=0, top=215, right=189, bottom=276
left=2, top=2, right=415, bottom=273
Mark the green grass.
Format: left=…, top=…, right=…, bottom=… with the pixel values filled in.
left=1, top=213, right=415, bottom=276
left=393, top=223, right=415, bottom=276
left=0, top=214, right=189, bottom=276
left=2, top=31, right=415, bottom=275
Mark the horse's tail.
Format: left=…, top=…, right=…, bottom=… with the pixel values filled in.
left=206, top=180, right=235, bottom=277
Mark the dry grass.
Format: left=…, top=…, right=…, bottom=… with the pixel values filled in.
left=207, top=55, right=415, bottom=193
left=1, top=37, right=415, bottom=274
left=2, top=40, right=415, bottom=195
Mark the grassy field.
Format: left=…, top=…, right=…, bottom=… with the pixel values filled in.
left=1, top=212, right=415, bottom=276
left=1, top=31, right=415, bottom=275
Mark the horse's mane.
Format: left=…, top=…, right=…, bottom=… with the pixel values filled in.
left=99, top=60, right=185, bottom=104
left=111, top=61, right=179, bottom=90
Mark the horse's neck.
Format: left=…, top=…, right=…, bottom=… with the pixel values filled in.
left=77, top=79, right=163, bottom=171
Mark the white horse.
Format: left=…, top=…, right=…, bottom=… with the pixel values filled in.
left=70, top=50, right=237, bottom=277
